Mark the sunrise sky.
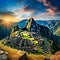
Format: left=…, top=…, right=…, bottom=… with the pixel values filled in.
left=0, top=0, right=60, bottom=21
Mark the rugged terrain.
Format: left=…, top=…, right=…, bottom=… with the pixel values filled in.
left=0, top=18, right=60, bottom=60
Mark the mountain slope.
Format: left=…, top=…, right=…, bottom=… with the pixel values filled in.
left=23, top=18, right=53, bottom=40
left=22, top=18, right=60, bottom=52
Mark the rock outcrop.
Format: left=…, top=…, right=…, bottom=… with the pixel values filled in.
left=0, top=49, right=8, bottom=60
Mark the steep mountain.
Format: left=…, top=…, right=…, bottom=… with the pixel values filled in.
left=18, top=20, right=49, bottom=28
left=23, top=18, right=53, bottom=40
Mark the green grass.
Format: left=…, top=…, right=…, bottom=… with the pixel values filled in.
left=20, top=31, right=38, bottom=45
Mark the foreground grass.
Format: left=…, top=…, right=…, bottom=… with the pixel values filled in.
left=0, top=41, right=52, bottom=60
left=27, top=54, right=45, bottom=60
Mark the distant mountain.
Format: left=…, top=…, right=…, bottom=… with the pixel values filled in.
left=48, top=20, right=60, bottom=32
left=18, top=19, right=28, bottom=28
left=0, top=19, right=17, bottom=40
left=47, top=20, right=60, bottom=36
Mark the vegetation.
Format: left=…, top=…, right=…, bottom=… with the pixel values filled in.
left=1, top=19, right=60, bottom=60
left=20, top=31, right=38, bottom=45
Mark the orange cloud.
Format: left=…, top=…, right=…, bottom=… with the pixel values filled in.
left=37, top=0, right=47, bottom=3
left=47, top=9, right=55, bottom=15
left=17, top=5, right=34, bottom=14
left=37, top=0, right=58, bottom=15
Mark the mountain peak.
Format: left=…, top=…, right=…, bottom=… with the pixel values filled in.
left=28, top=18, right=36, bottom=23
left=25, top=18, right=36, bottom=29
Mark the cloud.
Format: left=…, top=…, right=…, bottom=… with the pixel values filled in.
left=14, top=6, right=35, bottom=19
left=17, top=0, right=47, bottom=12
left=0, top=12, right=20, bottom=22
left=33, top=12, right=60, bottom=20
left=16, top=0, right=60, bottom=18
left=0, top=0, right=60, bottom=20
left=47, top=9, right=55, bottom=15
left=0, top=11, right=14, bottom=15
left=37, top=0, right=60, bottom=15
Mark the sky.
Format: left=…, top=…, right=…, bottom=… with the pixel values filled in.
left=0, top=0, right=60, bottom=21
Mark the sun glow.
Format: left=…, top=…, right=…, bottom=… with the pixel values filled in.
left=2, top=14, right=20, bottom=22
left=0, top=14, right=20, bottom=28
left=3, top=20, right=12, bottom=29
left=1, top=15, right=13, bottom=28
left=4, top=18, right=11, bottom=22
